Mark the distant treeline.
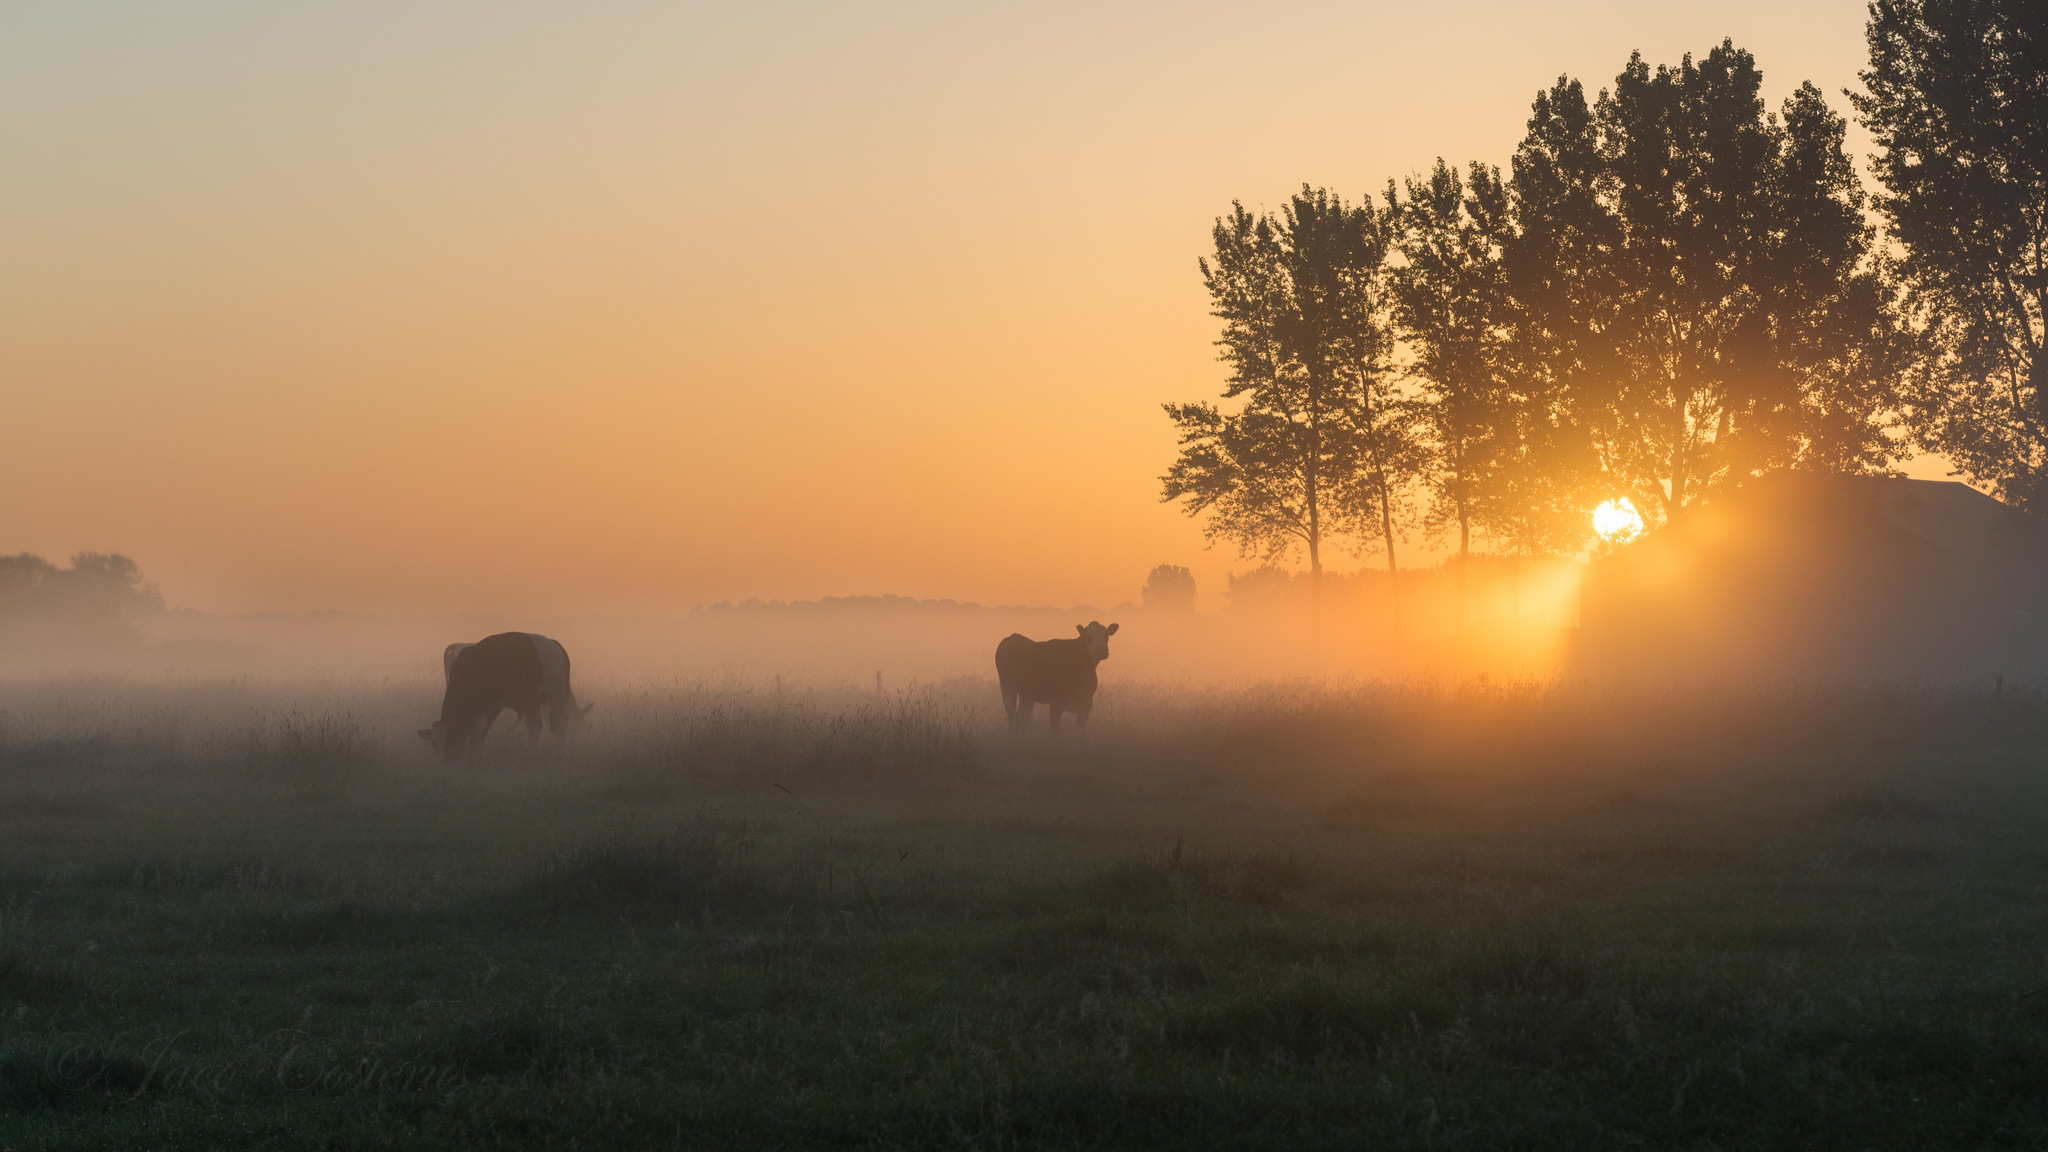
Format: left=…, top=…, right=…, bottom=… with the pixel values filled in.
left=0, top=552, right=162, bottom=642
left=692, top=594, right=1123, bottom=619
left=690, top=556, right=1560, bottom=618
left=1164, top=1, right=2043, bottom=602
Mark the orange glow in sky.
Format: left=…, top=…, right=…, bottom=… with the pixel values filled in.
left=1, top=2, right=1890, bottom=615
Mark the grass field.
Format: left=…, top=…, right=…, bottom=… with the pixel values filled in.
left=1, top=674, right=2045, bottom=1149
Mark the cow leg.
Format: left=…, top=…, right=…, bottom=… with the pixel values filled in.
left=523, top=709, right=544, bottom=745
left=1012, top=698, right=1034, bottom=732
left=470, top=709, right=498, bottom=755
left=1047, top=702, right=1061, bottom=732
left=1075, top=702, right=1091, bottom=731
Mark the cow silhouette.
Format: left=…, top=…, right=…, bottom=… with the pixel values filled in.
left=418, top=632, right=591, bottom=759
left=441, top=642, right=473, bottom=681
left=995, top=621, right=1118, bottom=733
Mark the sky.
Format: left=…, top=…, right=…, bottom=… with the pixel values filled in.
left=0, top=0, right=1916, bottom=616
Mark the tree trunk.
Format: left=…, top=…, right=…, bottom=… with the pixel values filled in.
left=1379, top=476, right=1399, bottom=649
left=1378, top=475, right=1398, bottom=577
left=1307, top=458, right=1322, bottom=667
left=1309, top=538, right=1323, bottom=668
left=1456, top=508, right=1470, bottom=636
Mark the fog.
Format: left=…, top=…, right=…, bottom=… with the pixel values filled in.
left=12, top=476, right=2044, bottom=707
left=0, top=552, right=1587, bottom=696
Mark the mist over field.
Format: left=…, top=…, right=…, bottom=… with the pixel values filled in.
left=4, top=656, right=2048, bottom=1147
left=4, top=539, right=2046, bottom=1146
left=1, top=546, right=1591, bottom=687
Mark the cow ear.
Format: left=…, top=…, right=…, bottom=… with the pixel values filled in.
left=1076, top=624, right=1086, bottom=636
left=416, top=729, right=434, bottom=742
left=1106, top=622, right=1119, bottom=635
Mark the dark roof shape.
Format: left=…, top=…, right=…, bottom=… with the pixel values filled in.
left=1576, top=472, right=2048, bottom=679
left=1859, top=476, right=2048, bottom=570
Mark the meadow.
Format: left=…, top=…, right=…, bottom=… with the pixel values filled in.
left=0, top=672, right=2045, bottom=1149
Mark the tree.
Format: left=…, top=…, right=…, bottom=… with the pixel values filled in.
left=1288, top=189, right=1417, bottom=580
left=1389, top=159, right=1516, bottom=560
left=1141, top=564, right=1197, bottom=612
left=1163, top=187, right=1413, bottom=639
left=1855, top=0, right=2048, bottom=508
left=1509, top=44, right=1904, bottom=529
left=1770, top=83, right=1916, bottom=476
left=1164, top=205, right=1314, bottom=568
left=0, top=552, right=162, bottom=645
left=1504, top=77, right=1628, bottom=555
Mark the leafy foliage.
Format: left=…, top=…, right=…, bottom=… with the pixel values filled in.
left=1179, top=38, right=1910, bottom=577
left=0, top=553, right=161, bottom=643
left=1140, top=563, right=1197, bottom=611
left=1389, top=160, right=1519, bottom=556
left=1510, top=44, right=1904, bottom=530
left=1856, top=0, right=2048, bottom=508
left=1163, top=188, right=1419, bottom=588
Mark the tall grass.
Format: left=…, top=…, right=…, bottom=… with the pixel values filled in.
left=0, top=673, right=2045, bottom=1146
left=2, top=670, right=2044, bottom=801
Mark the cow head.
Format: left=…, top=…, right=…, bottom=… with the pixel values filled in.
left=417, top=721, right=465, bottom=760
left=1076, top=621, right=1119, bottom=661
left=418, top=722, right=450, bottom=758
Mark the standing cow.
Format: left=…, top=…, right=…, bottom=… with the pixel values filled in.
left=418, top=632, right=590, bottom=759
left=995, top=621, right=1119, bottom=733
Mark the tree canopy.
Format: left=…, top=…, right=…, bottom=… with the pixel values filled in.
left=1510, top=44, right=1903, bottom=529
left=1856, top=0, right=2048, bottom=509
left=1161, top=187, right=1415, bottom=608
left=1166, top=27, right=2020, bottom=598
left=1141, top=564, right=1197, bottom=612
left=0, top=552, right=162, bottom=643
left=1389, top=159, right=1516, bottom=558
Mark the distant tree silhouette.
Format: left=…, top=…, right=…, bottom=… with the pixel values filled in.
left=0, top=552, right=162, bottom=643
left=1509, top=44, right=1905, bottom=528
left=1857, top=0, right=2048, bottom=509
left=1163, top=187, right=1416, bottom=643
left=1141, top=564, right=1197, bottom=612
left=1224, top=565, right=1297, bottom=612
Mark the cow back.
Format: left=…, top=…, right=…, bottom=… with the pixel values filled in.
left=994, top=633, right=1098, bottom=702
left=443, top=632, right=546, bottom=725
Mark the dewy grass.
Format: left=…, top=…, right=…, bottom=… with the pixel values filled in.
left=0, top=674, right=2044, bottom=1148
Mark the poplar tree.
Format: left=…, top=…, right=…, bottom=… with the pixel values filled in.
left=1390, top=159, right=1516, bottom=560
left=1163, top=186, right=1411, bottom=638
left=1500, top=77, right=1623, bottom=556
left=1856, top=0, right=2048, bottom=508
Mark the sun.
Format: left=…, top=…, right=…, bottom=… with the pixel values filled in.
left=1593, top=497, right=1644, bottom=543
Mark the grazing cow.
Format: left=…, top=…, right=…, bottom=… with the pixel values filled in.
left=995, top=621, right=1119, bottom=733
left=418, top=632, right=591, bottom=759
